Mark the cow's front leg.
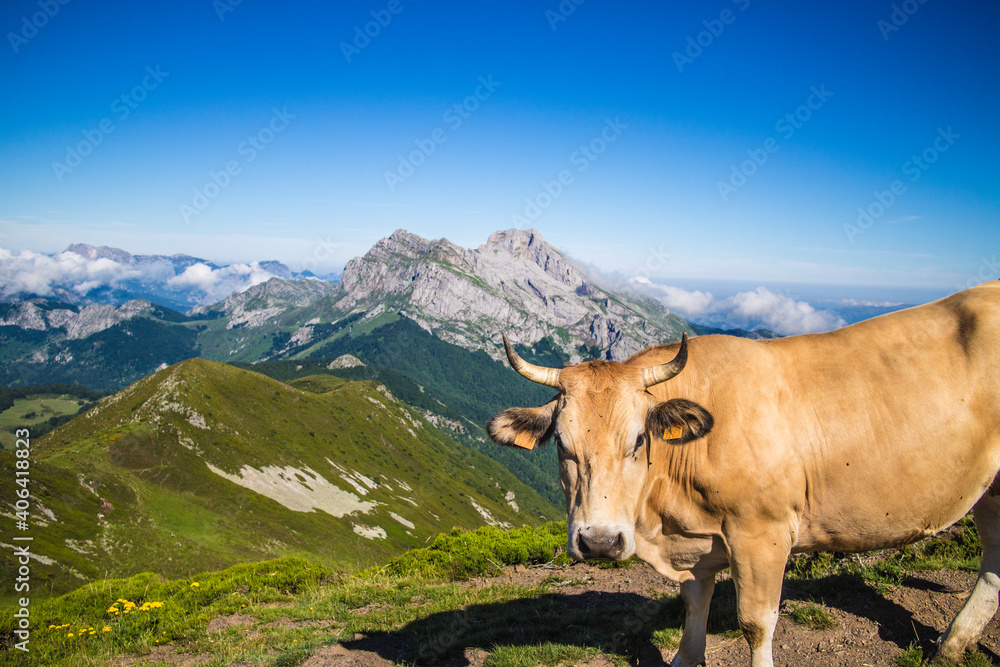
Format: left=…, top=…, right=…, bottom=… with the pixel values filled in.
left=672, top=575, right=716, bottom=667
left=727, top=534, right=790, bottom=667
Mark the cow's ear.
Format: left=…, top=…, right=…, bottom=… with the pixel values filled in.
left=647, top=398, right=713, bottom=443
left=487, top=400, right=558, bottom=450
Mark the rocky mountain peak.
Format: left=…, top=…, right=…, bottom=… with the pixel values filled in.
left=482, top=228, right=543, bottom=256
left=65, top=243, right=135, bottom=264
left=334, top=229, right=688, bottom=361
left=480, top=228, right=583, bottom=289
left=365, top=229, right=465, bottom=265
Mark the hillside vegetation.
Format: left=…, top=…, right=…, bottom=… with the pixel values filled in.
left=238, top=317, right=567, bottom=507
left=0, top=520, right=991, bottom=667
left=0, top=360, right=558, bottom=599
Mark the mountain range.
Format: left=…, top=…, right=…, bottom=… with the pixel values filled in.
left=1, top=228, right=697, bottom=391
left=1, top=228, right=699, bottom=570
left=0, top=242, right=326, bottom=312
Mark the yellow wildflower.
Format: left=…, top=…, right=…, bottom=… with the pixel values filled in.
left=190, top=582, right=200, bottom=587
left=67, top=633, right=74, bottom=638
left=102, top=627, right=111, bottom=632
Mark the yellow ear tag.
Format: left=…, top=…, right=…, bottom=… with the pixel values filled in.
left=513, top=432, right=537, bottom=450
left=663, top=425, right=684, bottom=440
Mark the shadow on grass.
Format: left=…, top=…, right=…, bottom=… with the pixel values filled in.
left=343, top=584, right=741, bottom=666
left=344, top=572, right=973, bottom=666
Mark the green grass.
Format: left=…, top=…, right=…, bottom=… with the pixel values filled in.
left=0, top=395, right=88, bottom=448
left=897, top=641, right=925, bottom=666
left=784, top=601, right=835, bottom=630
left=0, top=524, right=593, bottom=667
left=0, top=557, right=335, bottom=667
left=485, top=643, right=599, bottom=667
left=1, top=517, right=992, bottom=667
left=375, top=523, right=569, bottom=580
left=348, top=311, right=400, bottom=338
left=785, top=515, right=982, bottom=601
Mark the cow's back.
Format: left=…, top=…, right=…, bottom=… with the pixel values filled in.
left=642, top=282, right=1000, bottom=555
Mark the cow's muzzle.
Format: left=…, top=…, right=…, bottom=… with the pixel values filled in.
left=576, top=528, right=626, bottom=560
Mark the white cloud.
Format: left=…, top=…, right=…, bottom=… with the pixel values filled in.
left=633, top=278, right=846, bottom=336
left=167, top=263, right=221, bottom=291
left=720, top=287, right=845, bottom=335
left=0, top=247, right=291, bottom=306
left=166, top=261, right=277, bottom=302
left=631, top=277, right=714, bottom=317
left=832, top=298, right=902, bottom=307
left=0, top=247, right=140, bottom=299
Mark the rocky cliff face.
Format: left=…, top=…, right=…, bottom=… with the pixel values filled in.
left=0, top=299, right=155, bottom=339
left=189, top=277, right=338, bottom=322
left=333, top=229, right=690, bottom=361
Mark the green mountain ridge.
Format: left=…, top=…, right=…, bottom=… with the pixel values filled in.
left=1, top=359, right=557, bottom=598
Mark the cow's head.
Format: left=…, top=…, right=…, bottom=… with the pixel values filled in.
left=487, top=333, right=712, bottom=561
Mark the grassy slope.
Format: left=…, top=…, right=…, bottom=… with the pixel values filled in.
left=0, top=519, right=988, bottom=667
left=0, top=360, right=558, bottom=599
left=236, top=317, right=566, bottom=508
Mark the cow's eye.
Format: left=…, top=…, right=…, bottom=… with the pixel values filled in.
left=633, top=433, right=647, bottom=454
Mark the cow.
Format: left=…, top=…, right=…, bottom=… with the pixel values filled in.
left=487, top=282, right=1000, bottom=666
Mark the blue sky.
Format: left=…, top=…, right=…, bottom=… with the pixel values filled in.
left=1, top=0, right=998, bottom=300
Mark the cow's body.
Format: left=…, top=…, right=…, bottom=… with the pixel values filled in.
left=489, top=282, right=1000, bottom=666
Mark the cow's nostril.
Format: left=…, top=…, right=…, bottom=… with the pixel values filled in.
left=576, top=531, right=592, bottom=557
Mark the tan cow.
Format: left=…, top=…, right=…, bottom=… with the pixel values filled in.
left=488, top=282, right=1000, bottom=666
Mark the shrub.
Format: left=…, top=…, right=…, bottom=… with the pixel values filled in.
left=376, top=522, right=568, bottom=580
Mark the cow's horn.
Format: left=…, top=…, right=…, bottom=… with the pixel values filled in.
left=641, top=333, right=689, bottom=388
left=501, top=333, right=561, bottom=388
